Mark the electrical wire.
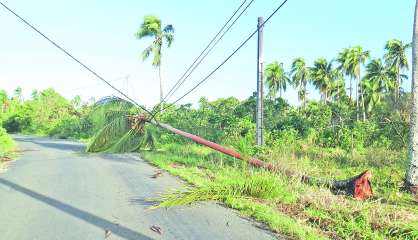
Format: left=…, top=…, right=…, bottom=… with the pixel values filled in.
left=161, top=0, right=250, bottom=104
left=62, top=75, right=128, bottom=93
left=164, top=0, right=256, bottom=102
left=156, top=0, right=290, bottom=116
left=0, top=1, right=154, bottom=117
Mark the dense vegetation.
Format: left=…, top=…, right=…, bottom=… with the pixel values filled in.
left=1, top=39, right=417, bottom=239
left=0, top=127, right=15, bottom=163
left=0, top=88, right=93, bottom=139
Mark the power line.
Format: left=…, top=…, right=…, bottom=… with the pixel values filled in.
left=0, top=1, right=154, bottom=117
left=157, top=0, right=290, bottom=115
left=164, top=0, right=256, bottom=102
left=62, top=75, right=128, bottom=93
left=161, top=0, right=254, bottom=103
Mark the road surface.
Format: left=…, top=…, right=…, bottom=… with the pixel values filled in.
left=0, top=136, right=279, bottom=240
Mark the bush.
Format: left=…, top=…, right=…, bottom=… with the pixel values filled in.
left=3, top=114, right=31, bottom=133
left=48, top=117, right=82, bottom=139
left=0, top=127, right=15, bottom=158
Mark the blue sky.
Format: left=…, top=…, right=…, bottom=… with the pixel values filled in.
left=0, top=0, right=415, bottom=107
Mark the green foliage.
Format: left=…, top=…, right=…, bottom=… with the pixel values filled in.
left=0, top=127, right=16, bottom=160
left=265, top=61, right=289, bottom=98
left=0, top=88, right=93, bottom=139
left=86, top=97, right=158, bottom=153
left=143, top=143, right=417, bottom=240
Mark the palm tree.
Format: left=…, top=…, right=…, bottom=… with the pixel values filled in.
left=13, top=87, right=22, bottom=101
left=337, top=48, right=353, bottom=100
left=0, top=90, right=8, bottom=113
left=87, top=96, right=158, bottom=153
left=361, top=78, right=385, bottom=114
left=310, top=58, right=339, bottom=102
left=384, top=39, right=411, bottom=101
left=291, top=58, right=310, bottom=109
left=328, top=78, right=346, bottom=101
left=337, top=46, right=369, bottom=120
left=135, top=16, right=174, bottom=110
left=265, top=62, right=289, bottom=99
left=407, top=0, right=418, bottom=194
left=364, top=59, right=392, bottom=93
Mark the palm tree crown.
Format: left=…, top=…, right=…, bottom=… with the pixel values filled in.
left=310, top=58, right=340, bottom=101
left=291, top=58, right=310, bottom=107
left=384, top=39, right=411, bottom=100
left=364, top=59, right=392, bottom=93
left=135, top=16, right=174, bottom=66
left=265, top=62, right=289, bottom=99
left=135, top=16, right=174, bottom=107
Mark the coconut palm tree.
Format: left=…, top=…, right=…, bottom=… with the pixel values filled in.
left=364, top=59, right=392, bottom=93
left=86, top=96, right=158, bottom=153
left=328, top=78, right=346, bottom=101
left=407, top=0, right=418, bottom=194
left=310, top=58, right=339, bottom=102
left=291, top=58, right=310, bottom=109
left=361, top=78, right=385, bottom=114
left=265, top=62, right=289, bottom=99
left=384, top=39, right=411, bottom=101
left=135, top=16, right=174, bottom=110
left=338, top=46, right=369, bottom=120
left=337, top=48, right=353, bottom=100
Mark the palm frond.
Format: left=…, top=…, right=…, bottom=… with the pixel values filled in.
left=105, top=128, right=144, bottom=153
left=86, top=114, right=130, bottom=152
left=142, top=46, right=153, bottom=61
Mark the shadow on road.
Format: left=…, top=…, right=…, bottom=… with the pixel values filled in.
left=15, top=136, right=142, bottom=165
left=15, top=136, right=85, bottom=152
left=0, top=178, right=154, bottom=240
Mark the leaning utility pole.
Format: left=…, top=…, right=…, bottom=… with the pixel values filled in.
left=256, top=17, right=264, bottom=146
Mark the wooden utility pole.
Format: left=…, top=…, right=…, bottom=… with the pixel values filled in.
left=256, top=17, right=264, bottom=146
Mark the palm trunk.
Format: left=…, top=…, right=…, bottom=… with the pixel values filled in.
left=396, top=65, right=401, bottom=102
left=349, top=78, right=353, bottom=101
left=406, top=0, right=418, bottom=194
left=359, top=70, right=367, bottom=121
left=159, top=64, right=163, bottom=112
left=298, top=86, right=302, bottom=107
left=325, top=90, right=328, bottom=102
left=356, top=77, right=359, bottom=121
left=303, top=82, right=307, bottom=111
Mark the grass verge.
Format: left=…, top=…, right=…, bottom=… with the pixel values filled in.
left=0, top=127, right=17, bottom=170
left=142, top=143, right=418, bottom=240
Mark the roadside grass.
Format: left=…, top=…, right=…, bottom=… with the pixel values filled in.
left=142, top=143, right=418, bottom=240
left=0, top=127, right=16, bottom=163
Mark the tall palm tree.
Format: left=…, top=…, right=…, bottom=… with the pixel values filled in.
left=135, top=16, right=174, bottom=109
left=338, top=46, right=369, bottom=120
left=337, top=48, right=353, bottom=100
left=384, top=39, right=411, bottom=101
left=291, top=58, right=310, bottom=109
left=407, top=0, right=418, bottom=194
left=310, top=58, right=339, bottom=102
left=265, top=62, right=289, bottom=99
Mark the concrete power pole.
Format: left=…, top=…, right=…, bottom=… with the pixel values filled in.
left=256, top=17, right=264, bottom=146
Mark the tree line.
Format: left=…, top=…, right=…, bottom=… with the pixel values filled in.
left=265, top=39, right=410, bottom=121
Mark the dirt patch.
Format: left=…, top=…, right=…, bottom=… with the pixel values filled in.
left=273, top=202, right=341, bottom=240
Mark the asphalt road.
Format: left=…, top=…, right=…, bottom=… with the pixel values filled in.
left=0, top=136, right=279, bottom=240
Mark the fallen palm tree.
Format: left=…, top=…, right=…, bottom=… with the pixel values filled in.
left=87, top=97, right=372, bottom=200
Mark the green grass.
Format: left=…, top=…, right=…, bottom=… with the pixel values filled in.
left=141, top=142, right=418, bottom=239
